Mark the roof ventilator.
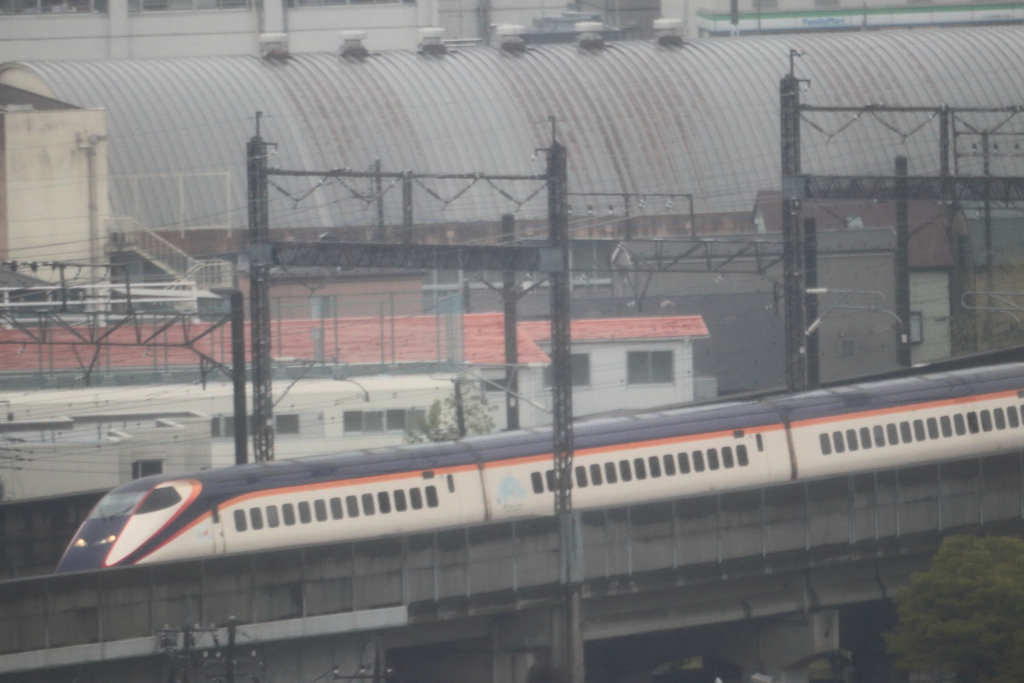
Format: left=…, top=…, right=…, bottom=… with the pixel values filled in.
left=259, top=33, right=290, bottom=60
left=575, top=21, right=605, bottom=50
left=494, top=24, right=527, bottom=53
left=418, top=27, right=447, bottom=56
left=340, top=30, right=369, bottom=60
left=654, top=18, right=685, bottom=48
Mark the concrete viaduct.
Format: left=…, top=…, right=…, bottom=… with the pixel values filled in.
left=3, top=450, right=1024, bottom=683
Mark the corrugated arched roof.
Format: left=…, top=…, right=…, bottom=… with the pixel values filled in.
left=3, top=26, right=1023, bottom=235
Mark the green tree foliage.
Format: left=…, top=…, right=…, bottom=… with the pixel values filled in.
left=404, top=381, right=496, bottom=443
left=885, top=534, right=1024, bottom=683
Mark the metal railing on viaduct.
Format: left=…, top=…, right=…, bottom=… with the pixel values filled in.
left=3, top=450, right=1024, bottom=669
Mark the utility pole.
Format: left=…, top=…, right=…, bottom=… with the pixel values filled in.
left=547, top=122, right=583, bottom=683
left=402, top=173, right=414, bottom=245
left=781, top=53, right=806, bottom=391
left=804, top=218, right=819, bottom=389
left=212, top=288, right=249, bottom=465
left=895, top=155, right=911, bottom=367
left=501, top=213, right=520, bottom=430
left=375, top=159, right=385, bottom=241
left=247, top=113, right=275, bottom=462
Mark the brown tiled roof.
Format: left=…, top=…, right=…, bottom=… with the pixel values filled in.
left=0, top=313, right=708, bottom=372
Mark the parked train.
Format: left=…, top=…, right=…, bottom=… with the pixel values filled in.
left=56, top=362, right=1024, bottom=573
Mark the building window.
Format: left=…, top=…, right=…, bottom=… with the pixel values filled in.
left=275, top=414, right=300, bottom=435
left=344, top=409, right=426, bottom=434
left=543, top=354, right=591, bottom=387
left=128, top=0, right=247, bottom=11
left=132, top=460, right=163, bottom=479
left=909, top=312, right=923, bottom=344
left=627, top=351, right=673, bottom=384
left=2, top=0, right=106, bottom=13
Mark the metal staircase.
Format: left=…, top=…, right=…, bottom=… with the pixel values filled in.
left=106, top=217, right=232, bottom=288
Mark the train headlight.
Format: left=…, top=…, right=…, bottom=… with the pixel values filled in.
left=96, top=535, right=117, bottom=545
left=73, top=538, right=87, bottom=547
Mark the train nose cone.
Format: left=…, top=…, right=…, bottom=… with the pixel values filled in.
left=55, top=519, right=127, bottom=573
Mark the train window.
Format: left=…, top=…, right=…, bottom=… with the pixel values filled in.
left=619, top=460, right=633, bottom=482
left=707, top=448, right=720, bottom=470
left=329, top=498, right=343, bottom=520
left=737, top=445, right=749, bottom=466
left=954, top=414, right=967, bottom=435
left=995, top=408, right=1006, bottom=430
left=378, top=492, right=391, bottom=514
left=531, top=472, right=544, bottom=494
left=590, top=464, right=604, bottom=485
left=346, top=495, right=360, bottom=518
left=678, top=453, right=691, bottom=474
left=266, top=506, right=280, bottom=528
left=663, top=454, right=676, bottom=476
left=447, top=474, right=455, bottom=493
left=234, top=509, right=247, bottom=532
left=846, top=430, right=859, bottom=451
left=887, top=424, right=900, bottom=445
left=927, top=418, right=939, bottom=439
left=545, top=470, right=557, bottom=492
left=649, top=455, right=662, bottom=478
left=940, top=416, right=953, bottom=438
left=137, top=487, right=182, bottom=514
left=981, top=410, right=993, bottom=432
left=756, top=434, right=763, bottom=452
left=605, top=462, right=619, bottom=484
left=298, top=502, right=311, bottom=524
left=362, top=493, right=376, bottom=516
left=900, top=422, right=913, bottom=443
left=1008, top=406, right=1020, bottom=428
left=633, top=458, right=647, bottom=480
left=832, top=432, right=846, bottom=454
left=394, top=490, right=407, bottom=512
left=722, top=446, right=734, bottom=468
left=425, top=486, right=439, bottom=508
left=967, top=412, right=980, bottom=434
left=819, top=434, right=832, bottom=455
left=410, top=488, right=423, bottom=510
left=314, top=499, right=328, bottom=521
left=250, top=508, right=264, bottom=530
left=575, top=466, right=589, bottom=488
left=873, top=425, right=886, bottom=447
left=692, top=451, right=706, bottom=472
left=859, top=428, right=872, bottom=450
left=283, top=503, right=296, bottom=525
left=913, top=420, right=926, bottom=442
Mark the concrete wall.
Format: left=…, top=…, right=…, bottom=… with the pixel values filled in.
left=2, top=108, right=107, bottom=281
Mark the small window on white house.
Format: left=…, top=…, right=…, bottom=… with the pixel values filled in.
left=132, top=460, right=163, bottom=479
left=543, top=354, right=591, bottom=387
left=275, top=414, right=300, bottom=435
left=627, top=351, right=673, bottom=384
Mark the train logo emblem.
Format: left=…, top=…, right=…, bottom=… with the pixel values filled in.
left=496, top=475, right=527, bottom=509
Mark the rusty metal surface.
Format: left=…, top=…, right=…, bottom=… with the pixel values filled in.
left=6, top=26, right=1023, bottom=233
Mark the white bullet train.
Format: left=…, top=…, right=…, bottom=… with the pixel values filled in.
left=56, top=362, right=1024, bottom=573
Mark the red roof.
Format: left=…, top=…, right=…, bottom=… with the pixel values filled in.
left=519, top=315, right=709, bottom=343
left=0, top=313, right=707, bottom=371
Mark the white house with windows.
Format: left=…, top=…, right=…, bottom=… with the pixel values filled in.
left=479, top=315, right=711, bottom=429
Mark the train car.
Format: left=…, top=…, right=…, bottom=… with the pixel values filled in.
left=56, top=362, right=1024, bottom=573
